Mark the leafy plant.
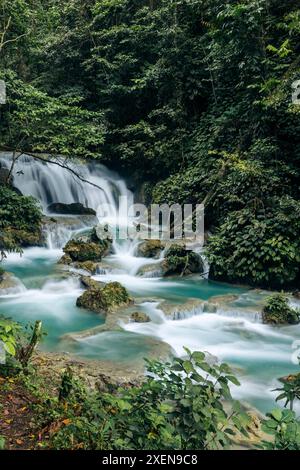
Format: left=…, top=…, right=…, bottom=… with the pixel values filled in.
left=260, top=409, right=300, bottom=450
left=262, top=293, right=300, bottom=325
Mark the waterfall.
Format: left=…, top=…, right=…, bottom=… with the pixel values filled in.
left=0, top=152, right=133, bottom=215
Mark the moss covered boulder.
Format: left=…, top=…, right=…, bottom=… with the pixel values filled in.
left=162, top=244, right=203, bottom=276
left=130, top=311, right=151, bottom=323
left=262, top=293, right=300, bottom=325
left=76, top=281, right=132, bottom=314
left=136, top=240, right=163, bottom=259
left=63, top=239, right=110, bottom=263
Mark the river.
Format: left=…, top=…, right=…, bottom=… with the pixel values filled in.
left=1, top=152, right=300, bottom=414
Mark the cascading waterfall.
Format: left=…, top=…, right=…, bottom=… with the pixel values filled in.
left=0, top=152, right=133, bottom=214
left=2, top=151, right=300, bottom=413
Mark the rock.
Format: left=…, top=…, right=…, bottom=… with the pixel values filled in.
left=0, top=272, right=26, bottom=295
left=76, top=281, right=132, bottom=314
left=136, top=262, right=164, bottom=278
left=0, top=227, right=44, bottom=248
left=74, top=261, right=99, bottom=274
left=63, top=239, right=110, bottom=263
left=47, top=202, right=96, bottom=216
left=162, top=244, right=203, bottom=276
left=80, top=276, right=105, bottom=290
left=130, top=311, right=151, bottom=323
left=135, top=240, right=163, bottom=259
left=59, top=254, right=73, bottom=265
left=262, top=293, right=300, bottom=325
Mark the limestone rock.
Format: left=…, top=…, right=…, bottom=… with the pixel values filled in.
left=130, top=311, right=151, bottom=323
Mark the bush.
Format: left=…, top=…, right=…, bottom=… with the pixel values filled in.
left=262, top=293, right=300, bottom=325
left=0, top=186, right=42, bottom=252
left=207, top=198, right=300, bottom=289
left=38, top=349, right=250, bottom=450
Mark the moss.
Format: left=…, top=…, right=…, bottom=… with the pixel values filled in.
left=136, top=240, right=163, bottom=258
left=74, top=261, right=99, bottom=274
left=76, top=282, right=131, bottom=314
left=262, top=293, right=300, bottom=325
left=63, top=240, right=109, bottom=263
left=130, top=312, right=150, bottom=323
left=162, top=244, right=203, bottom=276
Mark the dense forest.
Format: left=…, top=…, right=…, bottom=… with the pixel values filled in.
left=0, top=0, right=300, bottom=453
left=0, top=0, right=299, bottom=289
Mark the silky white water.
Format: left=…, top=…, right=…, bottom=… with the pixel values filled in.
left=1, top=152, right=300, bottom=413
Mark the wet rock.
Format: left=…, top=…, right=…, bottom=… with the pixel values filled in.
left=76, top=281, right=132, bottom=314
left=130, top=311, right=151, bottom=323
left=135, top=240, right=163, bottom=259
left=59, top=254, right=73, bottom=265
left=0, top=272, right=26, bottom=295
left=80, top=276, right=105, bottom=290
left=63, top=239, right=110, bottom=263
left=136, top=262, right=164, bottom=278
left=0, top=227, right=45, bottom=248
left=162, top=244, right=203, bottom=276
left=74, top=261, right=99, bottom=274
left=47, top=202, right=96, bottom=216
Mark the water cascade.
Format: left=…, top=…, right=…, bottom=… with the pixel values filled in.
left=1, top=152, right=300, bottom=413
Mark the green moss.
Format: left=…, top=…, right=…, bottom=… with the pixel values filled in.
left=63, top=240, right=109, bottom=263
left=76, top=282, right=131, bottom=314
left=162, top=245, right=203, bottom=276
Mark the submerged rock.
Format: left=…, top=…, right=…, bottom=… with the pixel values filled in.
left=162, top=244, right=203, bottom=276
left=130, top=311, right=151, bottom=323
left=47, top=202, right=96, bottom=216
left=135, top=240, right=163, bottom=259
left=76, top=281, right=132, bottom=314
left=136, top=262, right=164, bottom=278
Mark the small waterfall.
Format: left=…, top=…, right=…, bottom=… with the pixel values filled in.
left=44, top=223, right=73, bottom=250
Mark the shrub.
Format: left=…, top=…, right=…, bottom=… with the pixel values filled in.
left=262, top=293, right=300, bottom=325
left=207, top=198, right=300, bottom=289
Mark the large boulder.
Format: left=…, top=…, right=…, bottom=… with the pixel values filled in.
left=162, top=244, right=203, bottom=276
left=62, top=239, right=110, bottom=263
left=135, top=240, right=163, bottom=259
left=76, top=281, right=132, bottom=315
left=47, top=202, right=96, bottom=216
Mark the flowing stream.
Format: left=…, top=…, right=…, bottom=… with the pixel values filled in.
left=1, top=152, right=300, bottom=413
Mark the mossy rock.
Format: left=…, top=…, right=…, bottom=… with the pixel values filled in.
left=76, top=281, right=131, bottom=314
left=162, top=244, right=203, bottom=276
left=136, top=240, right=163, bottom=259
left=0, top=227, right=44, bottom=248
left=59, top=254, right=73, bottom=265
left=130, top=311, right=151, bottom=323
left=74, top=261, right=99, bottom=274
left=63, top=239, right=110, bottom=263
left=80, top=276, right=105, bottom=290
left=262, top=293, right=300, bottom=325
